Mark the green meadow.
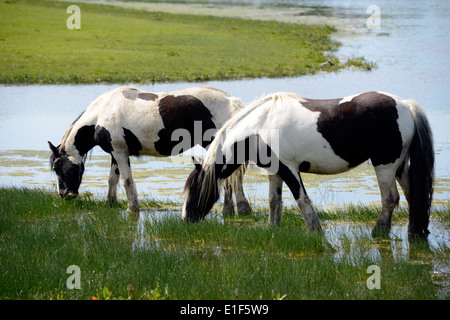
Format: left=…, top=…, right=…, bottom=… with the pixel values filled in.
left=0, top=188, right=448, bottom=300
left=0, top=0, right=373, bottom=84
left=1, top=0, right=445, bottom=302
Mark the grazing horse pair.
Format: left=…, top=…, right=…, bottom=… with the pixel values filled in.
left=50, top=87, right=434, bottom=238
left=48, top=86, right=251, bottom=215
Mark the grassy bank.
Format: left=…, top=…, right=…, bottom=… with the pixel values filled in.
left=0, top=0, right=373, bottom=84
left=0, top=187, right=448, bottom=300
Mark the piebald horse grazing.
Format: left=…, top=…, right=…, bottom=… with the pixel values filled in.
left=183, top=91, right=434, bottom=238
left=49, top=86, right=251, bottom=214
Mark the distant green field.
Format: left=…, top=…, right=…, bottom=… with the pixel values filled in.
left=0, top=0, right=373, bottom=84
left=0, top=188, right=448, bottom=300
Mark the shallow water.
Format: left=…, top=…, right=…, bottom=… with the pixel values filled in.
left=123, top=208, right=449, bottom=298
left=0, top=0, right=449, bottom=209
left=130, top=208, right=450, bottom=259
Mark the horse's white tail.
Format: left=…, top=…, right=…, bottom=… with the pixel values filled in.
left=404, top=99, right=434, bottom=238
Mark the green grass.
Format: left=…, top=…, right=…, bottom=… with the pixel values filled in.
left=345, top=56, right=377, bottom=71
left=0, top=187, right=448, bottom=300
left=0, top=0, right=371, bottom=84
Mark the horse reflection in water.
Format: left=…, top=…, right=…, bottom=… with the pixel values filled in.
left=49, top=86, right=251, bottom=215
left=182, top=91, right=434, bottom=239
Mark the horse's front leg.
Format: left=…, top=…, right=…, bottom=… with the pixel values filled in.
left=296, top=186, right=322, bottom=232
left=268, top=174, right=283, bottom=226
left=106, top=156, right=120, bottom=204
left=112, top=151, right=140, bottom=212
left=278, top=164, right=322, bottom=232
left=234, top=163, right=252, bottom=214
left=222, top=179, right=235, bottom=216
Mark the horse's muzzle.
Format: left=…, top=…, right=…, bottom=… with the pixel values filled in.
left=67, top=192, right=78, bottom=199
left=61, top=192, right=78, bottom=200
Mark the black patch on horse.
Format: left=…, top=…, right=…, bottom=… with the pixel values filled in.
left=154, top=95, right=216, bottom=156
left=299, top=161, right=311, bottom=172
left=217, top=134, right=276, bottom=178
left=138, top=92, right=158, bottom=101
left=58, top=158, right=85, bottom=197
left=123, top=127, right=142, bottom=156
left=94, top=126, right=114, bottom=154
left=221, top=134, right=304, bottom=200
left=302, top=92, right=403, bottom=167
left=50, top=149, right=85, bottom=198
left=123, top=88, right=158, bottom=101
left=73, top=125, right=114, bottom=155
left=74, top=125, right=96, bottom=156
left=122, top=88, right=138, bottom=100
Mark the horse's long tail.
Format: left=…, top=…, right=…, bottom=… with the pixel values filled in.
left=404, top=99, right=434, bottom=238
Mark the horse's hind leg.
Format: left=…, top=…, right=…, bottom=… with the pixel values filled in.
left=112, top=151, right=140, bottom=212
left=222, top=179, right=235, bottom=216
left=373, top=164, right=400, bottom=236
left=396, top=160, right=410, bottom=203
left=106, top=156, right=120, bottom=204
left=268, top=174, right=283, bottom=226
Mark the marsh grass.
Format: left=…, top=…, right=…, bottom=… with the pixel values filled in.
left=0, top=188, right=448, bottom=300
left=0, top=0, right=372, bottom=84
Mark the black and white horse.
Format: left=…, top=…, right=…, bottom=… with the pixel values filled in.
left=182, top=91, right=434, bottom=238
left=49, top=86, right=251, bottom=214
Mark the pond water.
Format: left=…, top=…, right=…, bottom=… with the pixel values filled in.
left=0, top=0, right=449, bottom=210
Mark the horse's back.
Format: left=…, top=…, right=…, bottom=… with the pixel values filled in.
left=223, top=91, right=416, bottom=174
left=299, top=91, right=415, bottom=170
left=82, top=86, right=243, bottom=157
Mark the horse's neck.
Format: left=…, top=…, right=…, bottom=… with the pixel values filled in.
left=61, top=122, right=97, bottom=161
left=204, top=96, right=273, bottom=172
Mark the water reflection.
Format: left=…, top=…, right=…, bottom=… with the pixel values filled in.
left=325, top=219, right=450, bottom=262
left=324, top=218, right=449, bottom=299
left=121, top=208, right=224, bottom=252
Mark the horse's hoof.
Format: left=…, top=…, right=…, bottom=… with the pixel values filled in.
left=237, top=202, right=252, bottom=215
left=127, top=206, right=140, bottom=214
left=310, top=224, right=323, bottom=234
left=106, top=195, right=117, bottom=202
left=222, top=206, right=235, bottom=217
left=372, top=224, right=391, bottom=238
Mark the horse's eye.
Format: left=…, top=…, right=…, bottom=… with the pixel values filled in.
left=52, top=160, right=62, bottom=174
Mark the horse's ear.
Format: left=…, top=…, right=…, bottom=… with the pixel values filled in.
left=48, top=141, right=60, bottom=157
